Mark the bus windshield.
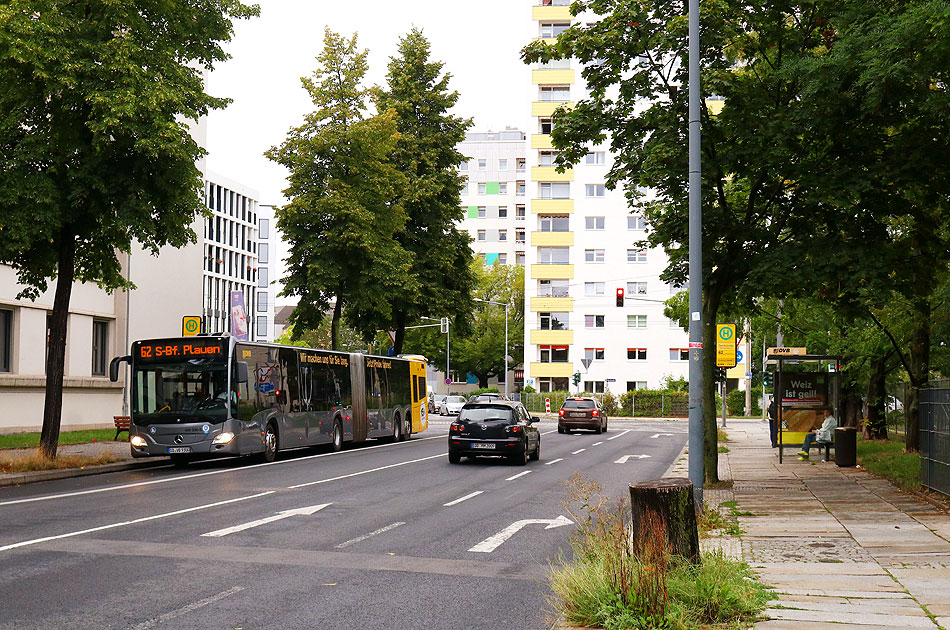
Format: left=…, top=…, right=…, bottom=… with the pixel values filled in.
left=132, top=358, right=229, bottom=423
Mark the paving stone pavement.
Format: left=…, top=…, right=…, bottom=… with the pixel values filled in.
left=716, top=419, right=950, bottom=629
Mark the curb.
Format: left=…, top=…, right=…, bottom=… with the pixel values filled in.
left=0, top=458, right=168, bottom=488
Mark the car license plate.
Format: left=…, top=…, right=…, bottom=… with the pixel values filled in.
left=168, top=447, right=191, bottom=454
left=571, top=412, right=586, bottom=417
left=472, top=442, right=495, bottom=450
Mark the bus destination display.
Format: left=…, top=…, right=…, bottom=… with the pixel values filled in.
left=137, top=339, right=224, bottom=361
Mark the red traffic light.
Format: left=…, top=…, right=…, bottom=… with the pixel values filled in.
left=616, top=288, right=624, bottom=307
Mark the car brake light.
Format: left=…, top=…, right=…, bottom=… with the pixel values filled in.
left=558, top=409, right=565, bottom=416
left=509, top=426, right=522, bottom=433
left=592, top=410, right=599, bottom=417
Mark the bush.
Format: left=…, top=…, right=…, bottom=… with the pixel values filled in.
left=467, top=386, right=500, bottom=397
left=618, top=390, right=689, bottom=417
left=521, top=384, right=536, bottom=394
left=602, top=390, right=620, bottom=416
left=726, top=386, right=762, bottom=416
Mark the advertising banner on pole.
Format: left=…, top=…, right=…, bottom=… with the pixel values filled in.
left=230, top=291, right=249, bottom=341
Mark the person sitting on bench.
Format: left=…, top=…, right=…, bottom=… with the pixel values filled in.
left=799, top=408, right=837, bottom=460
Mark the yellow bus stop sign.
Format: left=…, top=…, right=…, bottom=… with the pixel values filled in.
left=182, top=316, right=201, bottom=337
left=716, top=323, right=737, bottom=367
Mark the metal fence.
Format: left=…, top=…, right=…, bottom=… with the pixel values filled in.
left=921, top=387, right=950, bottom=497
left=521, top=392, right=603, bottom=413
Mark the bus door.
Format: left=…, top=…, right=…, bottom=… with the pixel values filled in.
left=278, top=347, right=306, bottom=445
left=409, top=361, right=428, bottom=433
left=349, top=353, right=367, bottom=442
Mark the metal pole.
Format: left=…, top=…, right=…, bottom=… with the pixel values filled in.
left=745, top=319, right=752, bottom=416
left=687, top=0, right=704, bottom=497
left=446, top=323, right=450, bottom=395
left=504, top=303, right=509, bottom=398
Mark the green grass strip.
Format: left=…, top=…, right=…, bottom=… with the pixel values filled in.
left=0, top=429, right=122, bottom=450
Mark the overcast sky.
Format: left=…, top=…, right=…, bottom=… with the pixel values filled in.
left=205, top=0, right=534, bottom=204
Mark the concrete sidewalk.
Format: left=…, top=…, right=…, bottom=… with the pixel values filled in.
left=706, top=418, right=950, bottom=629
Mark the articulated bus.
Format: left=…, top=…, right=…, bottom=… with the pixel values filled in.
left=110, top=334, right=429, bottom=465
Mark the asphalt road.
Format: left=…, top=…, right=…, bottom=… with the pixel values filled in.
left=0, top=417, right=687, bottom=630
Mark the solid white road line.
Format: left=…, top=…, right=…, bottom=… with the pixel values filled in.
left=131, top=586, right=245, bottom=630
left=0, top=492, right=275, bottom=553
left=0, top=434, right=446, bottom=508
left=505, top=471, right=532, bottom=481
left=335, top=521, right=405, bottom=549
left=201, top=503, right=331, bottom=538
left=592, top=441, right=604, bottom=446
left=443, top=491, right=483, bottom=507
left=571, top=449, right=586, bottom=455
left=288, top=453, right=445, bottom=489
left=607, top=429, right=632, bottom=441
left=544, top=458, right=563, bottom=466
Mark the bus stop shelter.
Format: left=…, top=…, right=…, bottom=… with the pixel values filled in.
left=766, top=352, right=842, bottom=464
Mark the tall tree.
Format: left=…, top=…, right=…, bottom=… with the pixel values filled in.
left=372, top=28, right=476, bottom=354
left=0, top=0, right=258, bottom=459
left=267, top=29, right=410, bottom=350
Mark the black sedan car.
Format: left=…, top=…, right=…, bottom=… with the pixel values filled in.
left=558, top=397, right=608, bottom=434
left=448, top=401, right=541, bottom=465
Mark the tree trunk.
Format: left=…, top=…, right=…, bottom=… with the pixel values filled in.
left=40, top=226, right=77, bottom=460
left=478, top=374, right=489, bottom=389
left=629, top=478, right=700, bottom=564
left=393, top=310, right=406, bottom=356
left=865, top=356, right=888, bottom=439
left=701, top=287, right=722, bottom=483
left=330, top=291, right=344, bottom=351
left=905, top=296, right=931, bottom=452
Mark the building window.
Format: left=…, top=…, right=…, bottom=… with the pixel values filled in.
left=670, top=348, right=690, bottom=360
left=258, top=266, right=269, bottom=288
left=460, top=161, right=469, bottom=171
left=461, top=182, right=468, bottom=195
left=584, top=282, right=605, bottom=296
left=476, top=206, right=486, bottom=218
left=584, top=249, right=605, bottom=263
left=538, top=247, right=570, bottom=264
left=585, top=184, right=606, bottom=197
left=257, top=316, right=268, bottom=338
left=499, top=182, right=508, bottom=195
left=584, top=348, right=605, bottom=361
left=515, top=251, right=525, bottom=265
left=584, top=314, right=605, bottom=328
left=539, top=85, right=570, bottom=102
left=539, top=215, right=570, bottom=232
left=627, top=348, right=647, bottom=360
left=540, top=344, right=569, bottom=362
left=516, top=181, right=526, bottom=196
left=91, top=320, right=108, bottom=376
left=499, top=229, right=507, bottom=241
left=0, top=308, right=11, bottom=372
left=477, top=230, right=486, bottom=241
left=540, top=312, right=569, bottom=330
left=498, top=253, right=507, bottom=265
left=257, top=291, right=268, bottom=312
left=627, top=249, right=647, bottom=263
left=540, top=22, right=570, bottom=38
left=627, top=281, right=648, bottom=295
left=478, top=159, right=487, bottom=170
left=539, top=376, right=570, bottom=392
left=499, top=158, right=508, bottom=171
left=499, top=206, right=508, bottom=218
left=628, top=215, right=648, bottom=230
left=539, top=279, right=569, bottom=297
left=584, top=380, right=605, bottom=394
left=478, top=183, right=487, bottom=195
left=516, top=204, right=526, bottom=219
left=259, top=218, right=269, bottom=239
left=585, top=151, right=606, bottom=165
left=627, top=315, right=647, bottom=328
left=258, top=242, right=269, bottom=264
left=539, top=151, right=560, bottom=166
left=627, top=381, right=648, bottom=391
left=669, top=283, right=685, bottom=295
left=585, top=216, right=605, bottom=230
left=516, top=157, right=526, bottom=171
left=539, top=118, right=554, bottom=134
left=515, top=228, right=526, bottom=243
left=540, top=182, right=570, bottom=199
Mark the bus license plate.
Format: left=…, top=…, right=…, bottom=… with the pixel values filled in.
left=472, top=442, right=495, bottom=450
left=168, top=447, right=191, bottom=454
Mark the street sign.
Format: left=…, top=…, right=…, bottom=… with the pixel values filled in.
left=444, top=378, right=452, bottom=385
left=716, top=323, right=737, bottom=367
left=606, top=378, right=616, bottom=382
left=581, top=358, right=592, bottom=369
left=767, top=346, right=807, bottom=356
left=387, top=330, right=396, bottom=345
left=736, top=349, right=744, bottom=363
left=182, top=316, right=201, bottom=337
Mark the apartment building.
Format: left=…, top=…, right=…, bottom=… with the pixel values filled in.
left=524, top=0, right=690, bottom=394
left=458, top=129, right=528, bottom=267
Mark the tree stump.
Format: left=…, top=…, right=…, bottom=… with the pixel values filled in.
left=629, top=477, right=700, bottom=563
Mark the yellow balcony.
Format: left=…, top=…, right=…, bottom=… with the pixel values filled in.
left=531, top=263, right=574, bottom=279
left=530, top=296, right=574, bottom=312
left=531, top=134, right=554, bottom=149
left=530, top=231, right=573, bottom=247
left=532, top=6, right=573, bottom=20
left=530, top=362, right=574, bottom=378
left=532, top=69, right=575, bottom=85
left=532, top=166, right=573, bottom=182
left=530, top=329, right=574, bottom=345
left=706, top=98, right=725, bottom=115
left=531, top=101, right=574, bottom=117
left=531, top=198, right=574, bottom=213
left=532, top=37, right=559, bottom=46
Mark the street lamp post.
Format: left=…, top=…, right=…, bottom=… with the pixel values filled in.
left=474, top=298, right=509, bottom=398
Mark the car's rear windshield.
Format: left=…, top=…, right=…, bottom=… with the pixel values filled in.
left=562, top=399, right=595, bottom=409
left=459, top=405, right=513, bottom=422
left=447, top=396, right=466, bottom=403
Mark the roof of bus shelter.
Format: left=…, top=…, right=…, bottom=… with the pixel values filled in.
left=765, top=354, right=843, bottom=367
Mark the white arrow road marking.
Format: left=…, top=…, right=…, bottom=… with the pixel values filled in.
left=614, top=454, right=652, bottom=463
left=650, top=433, right=675, bottom=438
left=505, top=471, right=532, bottom=481
left=607, top=429, right=631, bottom=441
left=335, top=521, right=405, bottom=548
left=444, top=491, right=483, bottom=507
left=544, top=458, right=563, bottom=465
left=469, top=515, right=573, bottom=553
left=201, top=503, right=331, bottom=537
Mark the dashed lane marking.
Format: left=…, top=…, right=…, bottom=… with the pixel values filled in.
left=544, top=458, right=563, bottom=465
left=571, top=449, right=586, bottom=455
left=505, top=471, right=532, bottom=481
left=335, top=522, right=405, bottom=548
left=444, top=491, right=483, bottom=507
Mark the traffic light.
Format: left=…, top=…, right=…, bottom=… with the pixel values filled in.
left=715, top=367, right=727, bottom=383
left=572, top=371, right=582, bottom=386
left=763, top=370, right=774, bottom=387
left=616, top=287, right=624, bottom=307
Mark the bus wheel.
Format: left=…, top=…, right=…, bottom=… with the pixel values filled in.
left=331, top=420, right=342, bottom=452
left=392, top=413, right=402, bottom=442
left=262, top=423, right=278, bottom=462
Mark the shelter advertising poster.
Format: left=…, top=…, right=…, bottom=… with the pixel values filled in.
left=230, top=291, right=249, bottom=341
left=780, top=372, right=828, bottom=433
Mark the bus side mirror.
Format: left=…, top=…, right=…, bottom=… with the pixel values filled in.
left=237, top=362, right=249, bottom=384
left=109, top=355, right=131, bottom=382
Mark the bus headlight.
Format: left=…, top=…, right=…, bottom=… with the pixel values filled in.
left=212, top=432, right=235, bottom=445
left=130, top=435, right=147, bottom=448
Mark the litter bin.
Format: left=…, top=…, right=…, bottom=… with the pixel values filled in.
left=834, top=427, right=857, bottom=467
